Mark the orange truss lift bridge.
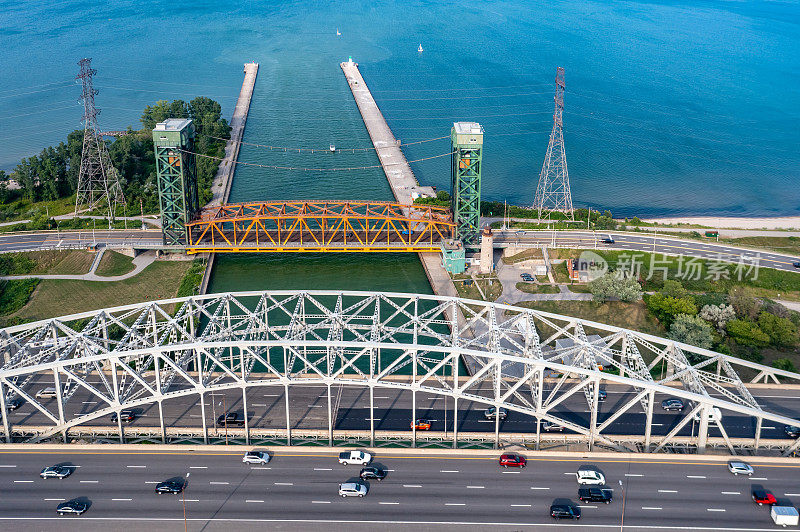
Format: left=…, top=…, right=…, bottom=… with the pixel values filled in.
left=183, top=200, right=455, bottom=253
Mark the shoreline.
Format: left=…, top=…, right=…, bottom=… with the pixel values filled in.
left=641, top=216, right=800, bottom=230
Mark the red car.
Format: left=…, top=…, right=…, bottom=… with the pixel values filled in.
left=499, top=453, right=527, bottom=468
left=411, top=419, right=431, bottom=431
left=752, top=489, right=776, bottom=506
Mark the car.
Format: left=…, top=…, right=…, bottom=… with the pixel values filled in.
left=785, top=425, right=800, bottom=438
left=35, top=387, right=58, bottom=399
left=579, top=487, right=613, bottom=504
left=484, top=407, right=508, bottom=420
left=520, top=273, right=534, bottom=281
left=597, top=388, right=607, bottom=402
left=550, top=504, right=580, bottom=520
left=339, top=482, right=368, bottom=498
left=359, top=467, right=387, bottom=481
left=110, top=410, right=135, bottom=423
left=499, top=453, right=526, bottom=468
left=242, top=451, right=270, bottom=465
left=793, top=262, right=800, bottom=269
left=692, top=406, right=722, bottom=423
left=411, top=419, right=432, bottom=430
left=56, top=500, right=88, bottom=516
left=753, top=488, right=777, bottom=506
left=7, top=397, right=24, bottom=410
left=40, top=465, right=73, bottom=479
left=541, top=420, right=565, bottom=432
left=601, top=236, right=615, bottom=244
left=576, top=468, right=605, bottom=485
left=727, top=461, right=754, bottom=476
left=217, top=412, right=245, bottom=427
left=338, top=450, right=372, bottom=465
left=155, top=479, right=185, bottom=494
left=661, top=398, right=684, bottom=411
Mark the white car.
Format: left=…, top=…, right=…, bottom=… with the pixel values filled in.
left=576, top=469, right=605, bottom=485
left=338, top=450, right=372, bottom=465
left=339, top=482, right=368, bottom=498
left=692, top=407, right=722, bottom=423
left=727, top=461, right=753, bottom=476
left=242, top=451, right=270, bottom=465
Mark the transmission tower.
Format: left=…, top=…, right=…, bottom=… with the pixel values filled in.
left=75, top=58, right=125, bottom=219
left=533, top=67, right=573, bottom=220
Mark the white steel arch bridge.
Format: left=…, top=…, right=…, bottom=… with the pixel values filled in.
left=1, top=291, right=799, bottom=455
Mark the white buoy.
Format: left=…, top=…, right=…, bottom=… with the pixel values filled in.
left=418, top=43, right=423, bottom=53
left=336, top=28, right=341, bottom=36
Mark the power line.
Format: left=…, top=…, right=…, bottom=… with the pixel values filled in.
left=181, top=149, right=455, bottom=172
left=199, top=134, right=449, bottom=153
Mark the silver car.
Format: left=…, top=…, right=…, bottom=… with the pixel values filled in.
left=339, top=482, right=368, bottom=498
left=484, top=407, right=508, bottom=420
left=242, top=451, right=270, bottom=465
left=727, top=461, right=753, bottom=476
left=40, top=465, right=72, bottom=479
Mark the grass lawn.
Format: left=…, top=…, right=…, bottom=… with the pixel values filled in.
left=516, top=282, right=559, bottom=294
left=0, top=196, right=76, bottom=223
left=0, top=250, right=96, bottom=275
left=565, top=283, right=592, bottom=293
left=8, top=261, right=193, bottom=322
left=516, top=299, right=665, bottom=337
left=95, top=250, right=135, bottom=277
left=721, top=236, right=800, bottom=256
left=454, top=277, right=502, bottom=302
left=502, top=249, right=543, bottom=264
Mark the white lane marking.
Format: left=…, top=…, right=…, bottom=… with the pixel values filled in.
left=642, top=506, right=662, bottom=510
left=274, top=482, right=293, bottom=486
left=750, top=477, right=768, bottom=481
left=252, top=404, right=267, bottom=407
left=126, top=465, right=146, bottom=468
left=14, top=480, right=34, bottom=483
left=307, top=405, right=324, bottom=408
left=112, top=498, right=132, bottom=501
left=785, top=493, right=800, bottom=496
left=686, top=475, right=706, bottom=479
left=721, top=491, right=740, bottom=495
left=707, top=508, right=726, bottom=512
left=466, top=486, right=484, bottom=489
left=502, top=471, right=521, bottom=474
left=80, top=480, right=99, bottom=483
left=0, top=465, right=17, bottom=468
left=44, top=498, right=65, bottom=501
left=403, top=484, right=422, bottom=488
left=578, top=505, right=597, bottom=508
left=314, top=468, right=332, bottom=471
left=246, top=500, right=264, bottom=503
left=311, top=501, right=331, bottom=504
left=379, top=502, right=399, bottom=505
left=189, top=467, right=208, bottom=469
left=440, top=470, right=459, bottom=473
left=563, top=472, right=574, bottom=475
left=445, top=503, right=466, bottom=506
left=658, top=490, right=678, bottom=493
left=510, top=504, right=532, bottom=507
left=183, top=499, right=199, bottom=502
left=82, top=401, right=98, bottom=404
left=263, top=394, right=280, bottom=397
left=624, top=473, right=643, bottom=477
left=374, top=396, right=391, bottom=399
left=144, top=481, right=159, bottom=484
left=530, top=487, right=550, bottom=490
left=251, top=467, right=271, bottom=470
left=210, top=482, right=229, bottom=485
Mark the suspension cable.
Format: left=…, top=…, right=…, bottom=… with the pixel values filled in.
left=199, top=134, right=449, bottom=153
left=180, top=149, right=454, bottom=171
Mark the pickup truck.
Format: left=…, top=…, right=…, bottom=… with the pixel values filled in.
left=579, top=487, right=613, bottom=504
left=338, top=450, right=372, bottom=465
left=217, top=412, right=245, bottom=427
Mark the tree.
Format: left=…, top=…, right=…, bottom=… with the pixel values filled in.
left=772, top=358, right=797, bottom=374
left=757, top=312, right=798, bottom=347
left=668, top=314, right=714, bottom=350
left=589, top=273, right=642, bottom=302
left=726, top=319, right=769, bottom=348
left=140, top=99, right=189, bottom=130
left=646, top=292, right=697, bottom=326
left=699, top=303, right=736, bottom=333
left=728, top=286, right=761, bottom=320
left=660, top=279, right=689, bottom=300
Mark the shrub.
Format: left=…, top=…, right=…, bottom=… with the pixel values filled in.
left=589, top=273, right=642, bottom=302
left=668, top=314, right=714, bottom=350
left=772, top=358, right=798, bottom=374
left=699, top=303, right=736, bottom=333
left=726, top=319, right=769, bottom=348
left=757, top=312, right=798, bottom=347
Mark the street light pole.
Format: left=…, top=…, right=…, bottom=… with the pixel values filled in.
left=183, top=472, right=190, bottom=532
left=619, top=479, right=626, bottom=531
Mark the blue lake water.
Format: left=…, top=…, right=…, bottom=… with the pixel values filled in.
left=3, top=0, right=800, bottom=292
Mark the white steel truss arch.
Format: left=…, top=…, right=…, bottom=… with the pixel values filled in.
left=1, top=291, right=799, bottom=455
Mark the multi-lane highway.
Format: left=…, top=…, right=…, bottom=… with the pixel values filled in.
left=0, top=448, right=798, bottom=530
left=494, top=230, right=800, bottom=272
left=0, top=230, right=162, bottom=253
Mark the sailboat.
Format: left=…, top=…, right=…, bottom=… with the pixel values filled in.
left=417, top=43, right=423, bottom=53
left=336, top=28, right=341, bottom=36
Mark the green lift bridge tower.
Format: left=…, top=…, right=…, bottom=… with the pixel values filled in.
left=152, top=119, right=199, bottom=246
left=450, top=122, right=484, bottom=247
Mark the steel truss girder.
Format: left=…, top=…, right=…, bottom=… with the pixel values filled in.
left=1, top=291, right=799, bottom=454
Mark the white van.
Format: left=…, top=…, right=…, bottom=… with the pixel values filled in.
left=771, top=506, right=799, bottom=527
left=35, top=387, right=58, bottom=399
left=692, top=406, right=722, bottom=423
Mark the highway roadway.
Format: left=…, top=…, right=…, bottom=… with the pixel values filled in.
left=494, top=230, right=800, bottom=272
left=6, top=377, right=800, bottom=441
left=0, top=448, right=798, bottom=530
left=0, top=229, right=162, bottom=253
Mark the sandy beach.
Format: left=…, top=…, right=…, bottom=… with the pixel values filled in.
left=642, top=216, right=800, bottom=230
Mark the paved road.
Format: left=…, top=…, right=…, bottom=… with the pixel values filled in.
left=0, top=449, right=798, bottom=530
left=0, top=230, right=162, bottom=253
left=6, top=378, right=799, bottom=441
left=494, top=230, right=800, bottom=272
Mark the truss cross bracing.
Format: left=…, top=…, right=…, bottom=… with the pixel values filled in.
left=1, top=291, right=798, bottom=455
